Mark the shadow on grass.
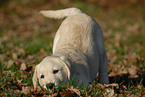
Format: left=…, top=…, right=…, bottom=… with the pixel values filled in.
left=109, top=72, right=145, bottom=87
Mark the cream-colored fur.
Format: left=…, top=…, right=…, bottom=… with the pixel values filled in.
left=33, top=8, right=109, bottom=90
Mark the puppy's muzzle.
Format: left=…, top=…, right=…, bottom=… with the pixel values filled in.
left=46, top=83, right=54, bottom=89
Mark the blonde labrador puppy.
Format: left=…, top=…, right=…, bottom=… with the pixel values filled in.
left=33, top=8, right=109, bottom=90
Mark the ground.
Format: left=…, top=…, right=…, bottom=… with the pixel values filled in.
left=0, top=0, right=145, bottom=96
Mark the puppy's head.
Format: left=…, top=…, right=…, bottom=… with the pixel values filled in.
left=32, top=56, right=70, bottom=90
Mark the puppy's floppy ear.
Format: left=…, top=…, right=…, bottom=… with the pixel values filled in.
left=32, top=64, right=40, bottom=90
left=59, top=56, right=70, bottom=79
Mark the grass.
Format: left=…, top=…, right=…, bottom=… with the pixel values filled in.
left=0, top=0, right=145, bottom=96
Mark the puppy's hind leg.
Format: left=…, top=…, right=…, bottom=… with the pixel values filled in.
left=98, top=53, right=109, bottom=84
left=94, top=25, right=109, bottom=84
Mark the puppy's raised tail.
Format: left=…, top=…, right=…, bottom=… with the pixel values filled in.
left=39, top=8, right=82, bottom=19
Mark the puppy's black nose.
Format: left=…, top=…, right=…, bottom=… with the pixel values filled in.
left=46, top=83, right=54, bottom=89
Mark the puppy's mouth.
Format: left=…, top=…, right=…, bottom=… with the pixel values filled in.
left=44, top=83, right=58, bottom=90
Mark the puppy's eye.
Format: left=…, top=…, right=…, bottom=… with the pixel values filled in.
left=53, top=70, right=59, bottom=74
left=41, top=75, right=44, bottom=78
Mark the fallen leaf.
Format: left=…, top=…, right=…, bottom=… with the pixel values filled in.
left=7, top=60, right=14, bottom=69
left=127, top=65, right=137, bottom=76
left=43, top=93, right=58, bottom=97
left=104, top=83, right=119, bottom=88
left=126, top=24, right=139, bottom=33
left=20, top=63, right=27, bottom=70
left=16, top=48, right=25, bottom=55
left=0, top=54, right=5, bottom=62
left=36, top=85, right=42, bottom=92
left=14, top=90, right=20, bottom=96
left=127, top=52, right=137, bottom=64
left=17, top=79, right=23, bottom=84
left=103, top=88, right=114, bottom=97
left=42, top=94, right=51, bottom=97
left=114, top=33, right=121, bottom=47
left=97, top=83, right=105, bottom=89
left=109, top=72, right=117, bottom=77
left=1, top=35, right=8, bottom=42
left=68, top=86, right=81, bottom=96
left=118, top=66, right=128, bottom=75
left=21, top=86, right=30, bottom=95
left=6, top=43, right=14, bottom=49
left=103, top=32, right=110, bottom=38
left=141, top=91, right=145, bottom=96
left=39, top=48, right=47, bottom=56
left=60, top=89, right=79, bottom=97
left=12, top=53, right=17, bottom=60
left=137, top=85, right=142, bottom=90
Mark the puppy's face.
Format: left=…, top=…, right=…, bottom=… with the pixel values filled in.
left=33, top=56, right=70, bottom=90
